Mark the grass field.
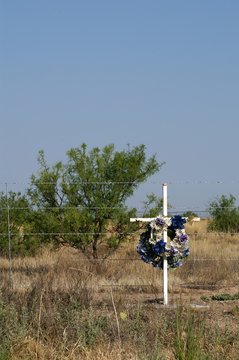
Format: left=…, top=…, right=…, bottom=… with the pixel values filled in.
left=0, top=220, right=239, bottom=359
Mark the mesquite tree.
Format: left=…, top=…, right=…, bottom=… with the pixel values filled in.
left=28, top=144, right=163, bottom=258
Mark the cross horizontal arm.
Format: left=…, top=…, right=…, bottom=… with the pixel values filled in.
left=130, top=217, right=156, bottom=223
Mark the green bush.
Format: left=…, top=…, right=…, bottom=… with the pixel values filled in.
left=208, top=194, right=239, bottom=232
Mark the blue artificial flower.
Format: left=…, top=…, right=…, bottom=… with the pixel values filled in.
left=155, top=217, right=165, bottom=226
left=170, top=246, right=179, bottom=256
left=137, top=246, right=145, bottom=256
left=153, top=239, right=166, bottom=255
left=183, top=248, right=190, bottom=257
left=141, top=254, right=152, bottom=263
left=178, top=233, right=188, bottom=243
left=171, top=215, right=186, bottom=230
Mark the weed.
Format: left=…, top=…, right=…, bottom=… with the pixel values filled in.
left=173, top=306, right=210, bottom=360
left=211, top=292, right=239, bottom=301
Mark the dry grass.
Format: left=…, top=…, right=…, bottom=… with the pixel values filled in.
left=0, top=223, right=239, bottom=359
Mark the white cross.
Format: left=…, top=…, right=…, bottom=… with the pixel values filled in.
left=130, top=183, right=169, bottom=305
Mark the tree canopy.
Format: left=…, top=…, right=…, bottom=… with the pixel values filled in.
left=23, top=143, right=163, bottom=257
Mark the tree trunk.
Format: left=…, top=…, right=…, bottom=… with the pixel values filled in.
left=92, top=236, right=98, bottom=259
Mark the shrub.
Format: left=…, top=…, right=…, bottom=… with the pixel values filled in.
left=208, top=194, right=239, bottom=232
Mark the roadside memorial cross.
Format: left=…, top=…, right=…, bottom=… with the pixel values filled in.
left=130, top=183, right=189, bottom=306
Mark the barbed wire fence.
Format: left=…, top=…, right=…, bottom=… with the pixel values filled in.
left=1, top=180, right=239, bottom=292
left=5, top=183, right=13, bottom=288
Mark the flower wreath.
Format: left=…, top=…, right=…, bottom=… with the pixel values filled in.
left=137, top=215, right=189, bottom=269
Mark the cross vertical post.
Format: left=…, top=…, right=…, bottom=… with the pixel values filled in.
left=162, top=183, right=168, bottom=305
left=130, top=182, right=169, bottom=306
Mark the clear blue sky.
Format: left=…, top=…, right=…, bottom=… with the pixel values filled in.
left=1, top=1, right=239, bottom=213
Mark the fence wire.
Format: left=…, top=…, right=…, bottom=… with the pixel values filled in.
left=1, top=180, right=239, bottom=185
left=1, top=181, right=239, bottom=293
